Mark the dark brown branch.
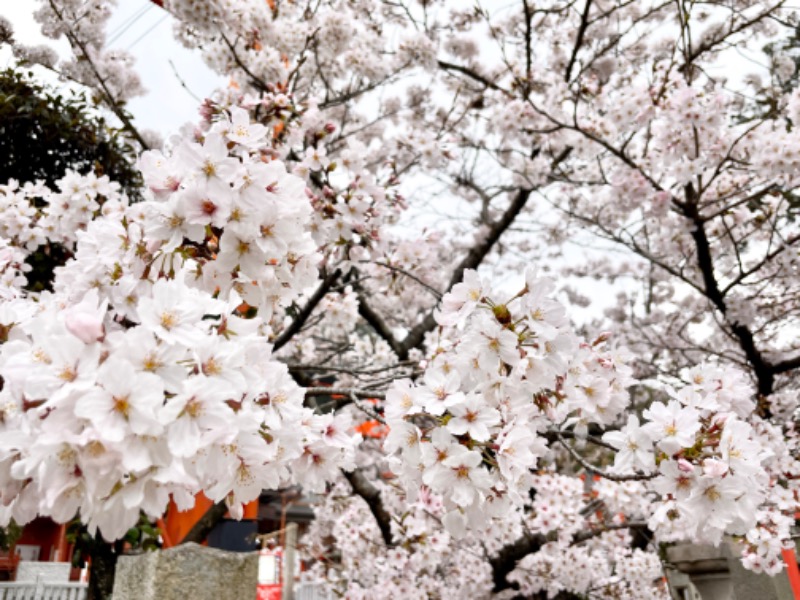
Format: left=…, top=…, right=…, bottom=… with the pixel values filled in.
left=357, top=188, right=533, bottom=361
left=565, top=0, right=593, bottom=82
left=681, top=2, right=787, bottom=68
left=273, top=269, right=340, bottom=351
left=721, top=232, right=800, bottom=295
left=181, top=500, right=229, bottom=544
left=357, top=295, right=407, bottom=359
left=555, top=433, right=655, bottom=482
left=305, top=387, right=385, bottom=399
left=48, top=0, right=149, bottom=150
left=343, top=469, right=394, bottom=546
left=490, top=521, right=649, bottom=592
left=318, top=62, right=412, bottom=110
left=449, top=188, right=533, bottom=286
left=522, top=0, right=533, bottom=97
left=220, top=33, right=270, bottom=93
left=572, top=521, right=649, bottom=544
left=773, top=353, right=800, bottom=376
left=369, top=261, right=443, bottom=299
left=490, top=531, right=545, bottom=592
left=437, top=60, right=508, bottom=94
left=680, top=187, right=775, bottom=396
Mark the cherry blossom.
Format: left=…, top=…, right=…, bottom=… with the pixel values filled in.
left=4, top=0, right=800, bottom=594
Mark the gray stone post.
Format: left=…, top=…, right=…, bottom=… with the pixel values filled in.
left=282, top=522, right=298, bottom=600
left=112, top=542, right=258, bottom=600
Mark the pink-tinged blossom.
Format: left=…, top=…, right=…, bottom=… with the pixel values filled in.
left=173, top=133, right=238, bottom=196
left=137, top=277, right=221, bottom=347
left=420, top=427, right=460, bottom=488
left=223, top=106, right=268, bottom=147
left=602, top=415, right=655, bottom=473
left=651, top=459, right=697, bottom=500
left=468, top=317, right=520, bottom=372
left=445, top=392, right=499, bottom=441
left=416, top=369, right=464, bottom=416
left=435, top=269, right=485, bottom=326
left=180, top=184, right=232, bottom=229
left=159, top=376, right=239, bottom=457
left=384, top=378, right=422, bottom=421
left=63, top=289, right=107, bottom=344
left=642, top=401, right=701, bottom=455
left=141, top=196, right=204, bottom=252
left=684, top=476, right=750, bottom=544
left=383, top=420, right=422, bottom=463
left=75, top=358, right=164, bottom=442
left=719, top=418, right=765, bottom=476
left=496, top=423, right=547, bottom=481
left=439, top=445, right=492, bottom=507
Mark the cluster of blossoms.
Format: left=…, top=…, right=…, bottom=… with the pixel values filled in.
left=199, top=92, right=406, bottom=269
left=0, top=107, right=364, bottom=540
left=510, top=536, right=665, bottom=600
left=604, top=366, right=800, bottom=573
left=383, top=268, right=635, bottom=537
left=0, top=238, right=31, bottom=300
left=303, top=468, right=668, bottom=599
left=0, top=172, right=126, bottom=252
left=45, top=104, right=328, bottom=336
left=303, top=476, right=495, bottom=599
left=32, top=0, right=144, bottom=102
left=293, top=133, right=405, bottom=269
left=507, top=474, right=664, bottom=599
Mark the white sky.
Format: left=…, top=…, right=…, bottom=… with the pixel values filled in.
left=1, top=1, right=222, bottom=136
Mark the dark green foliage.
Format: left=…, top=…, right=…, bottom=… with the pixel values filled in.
left=0, top=520, right=22, bottom=551
left=0, top=67, right=143, bottom=294
left=0, top=67, right=141, bottom=193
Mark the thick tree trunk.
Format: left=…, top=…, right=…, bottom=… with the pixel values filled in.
left=86, top=538, right=120, bottom=600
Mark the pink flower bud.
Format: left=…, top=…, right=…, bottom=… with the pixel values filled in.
left=65, top=312, right=105, bottom=344
left=702, top=458, right=728, bottom=478
left=677, top=458, right=694, bottom=473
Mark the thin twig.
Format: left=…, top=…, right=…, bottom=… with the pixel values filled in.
left=555, top=432, right=655, bottom=482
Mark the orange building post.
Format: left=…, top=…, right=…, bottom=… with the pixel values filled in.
left=161, top=494, right=259, bottom=548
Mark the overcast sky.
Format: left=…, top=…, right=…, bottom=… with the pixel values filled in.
left=2, top=1, right=223, bottom=137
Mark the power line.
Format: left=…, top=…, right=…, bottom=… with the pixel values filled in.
left=126, top=14, right=169, bottom=51
left=107, top=3, right=153, bottom=46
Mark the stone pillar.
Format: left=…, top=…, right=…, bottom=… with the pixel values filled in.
left=282, top=523, right=298, bottom=600
left=112, top=542, right=258, bottom=600
left=666, top=541, right=794, bottom=600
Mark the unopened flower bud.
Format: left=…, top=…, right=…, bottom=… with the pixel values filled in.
left=65, top=312, right=105, bottom=344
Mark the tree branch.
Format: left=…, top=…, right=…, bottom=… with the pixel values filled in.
left=555, top=433, right=655, bottom=482
left=490, top=520, right=650, bottom=592
left=565, top=0, right=593, bottom=82
left=343, top=469, right=394, bottom=546
left=357, top=188, right=533, bottom=360
left=47, top=0, right=149, bottom=150
left=772, top=353, right=800, bottom=376
left=437, top=60, right=509, bottom=94
left=273, top=269, right=340, bottom=351
left=680, top=190, right=776, bottom=396
left=490, top=531, right=545, bottom=592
